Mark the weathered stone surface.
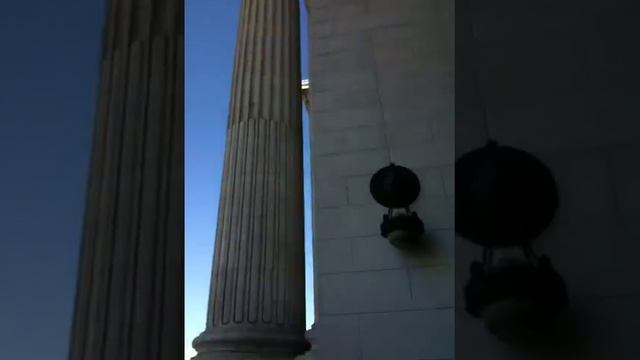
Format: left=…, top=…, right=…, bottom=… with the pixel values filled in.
left=360, top=309, right=454, bottom=360
left=192, top=0, right=308, bottom=358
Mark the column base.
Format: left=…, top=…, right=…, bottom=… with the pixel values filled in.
left=192, top=327, right=310, bottom=360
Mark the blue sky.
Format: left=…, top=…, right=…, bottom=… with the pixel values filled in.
left=185, top=1, right=312, bottom=358
left=0, top=1, right=103, bottom=358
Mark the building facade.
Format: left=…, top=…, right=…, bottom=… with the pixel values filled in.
left=192, top=0, right=640, bottom=359
left=306, top=0, right=454, bottom=359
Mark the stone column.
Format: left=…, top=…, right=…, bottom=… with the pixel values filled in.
left=68, top=1, right=184, bottom=359
left=192, top=0, right=308, bottom=359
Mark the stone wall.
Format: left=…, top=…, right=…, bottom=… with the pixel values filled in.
left=306, top=0, right=454, bottom=359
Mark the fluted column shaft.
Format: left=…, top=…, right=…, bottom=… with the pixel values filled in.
left=69, top=1, right=184, bottom=359
left=193, top=0, right=307, bottom=358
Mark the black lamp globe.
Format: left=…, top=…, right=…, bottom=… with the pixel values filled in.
left=456, top=141, right=568, bottom=346
left=455, top=140, right=559, bottom=248
left=370, top=163, right=425, bottom=250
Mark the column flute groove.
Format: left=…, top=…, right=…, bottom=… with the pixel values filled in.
left=262, top=120, right=275, bottom=325
left=192, top=0, right=308, bottom=358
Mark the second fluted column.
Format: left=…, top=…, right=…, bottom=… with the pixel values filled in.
left=192, top=0, right=308, bottom=358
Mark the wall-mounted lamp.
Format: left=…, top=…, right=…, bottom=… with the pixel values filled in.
left=456, top=141, right=568, bottom=346
left=370, top=163, right=425, bottom=250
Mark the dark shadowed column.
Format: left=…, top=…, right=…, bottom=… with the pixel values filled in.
left=68, top=0, right=184, bottom=359
left=192, top=0, right=308, bottom=359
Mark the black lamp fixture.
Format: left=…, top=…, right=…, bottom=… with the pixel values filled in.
left=456, top=141, right=569, bottom=346
left=370, top=163, right=425, bottom=250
